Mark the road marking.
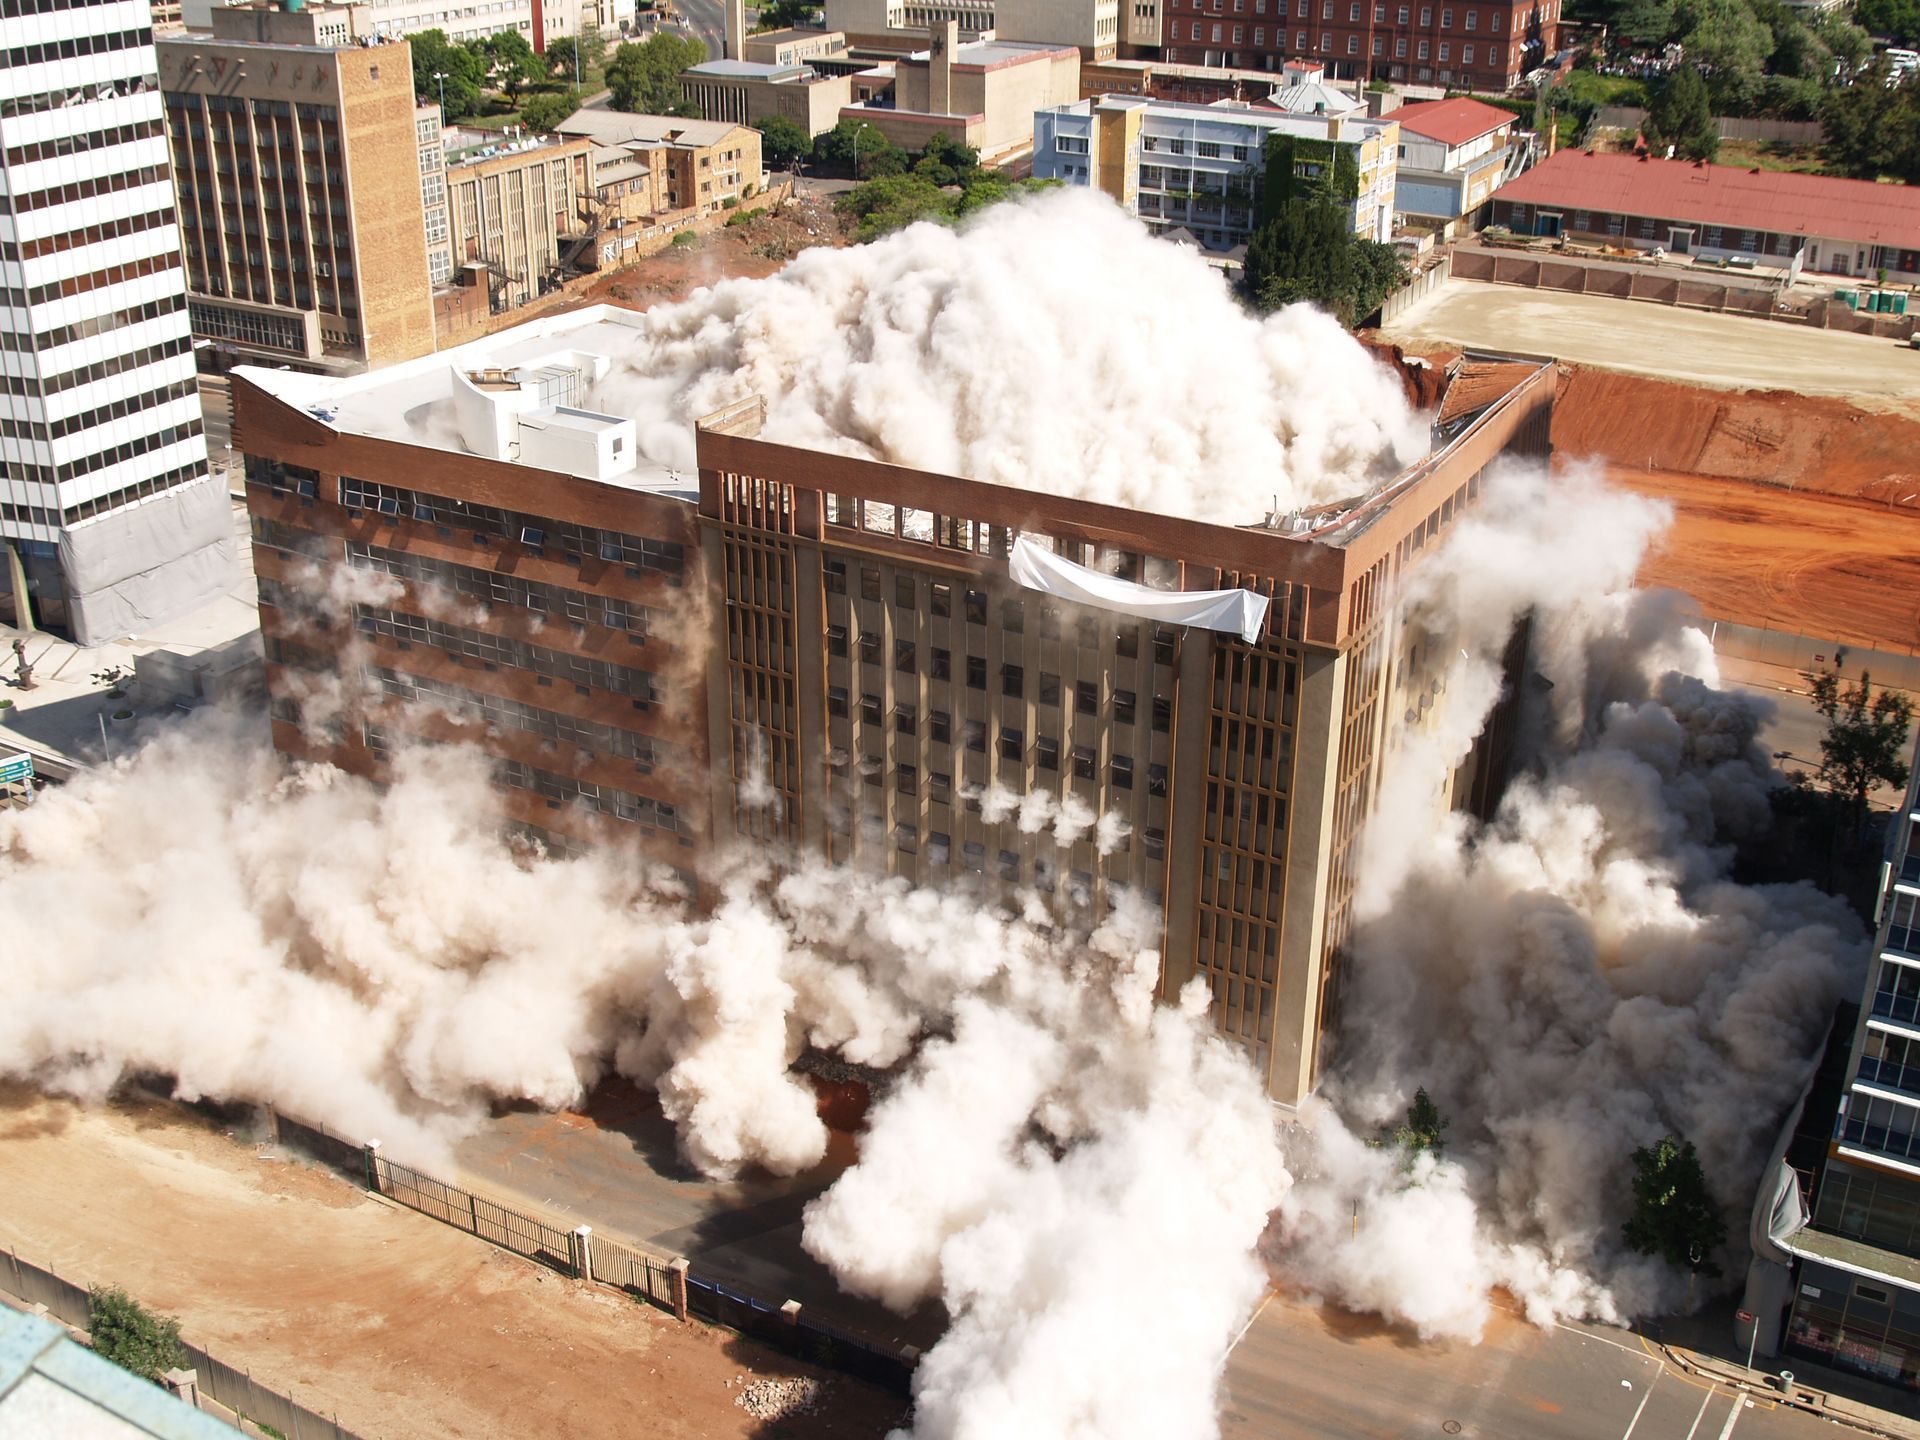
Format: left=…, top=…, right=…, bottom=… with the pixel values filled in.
left=1229, top=1291, right=1275, bottom=1352
left=1620, top=1366, right=1660, bottom=1440
left=1714, top=1395, right=1745, bottom=1440
left=1684, top=1388, right=1715, bottom=1440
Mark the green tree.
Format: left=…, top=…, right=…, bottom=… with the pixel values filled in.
left=913, top=130, right=982, bottom=185
left=479, top=30, right=543, bottom=98
left=1676, top=0, right=1774, bottom=109
left=1819, top=63, right=1920, bottom=177
left=754, top=0, right=822, bottom=28
left=1391, top=1087, right=1450, bottom=1159
left=812, top=117, right=904, bottom=177
left=754, top=114, right=813, bottom=169
left=1615, top=0, right=1679, bottom=44
left=1243, top=199, right=1407, bottom=327
left=604, top=33, right=708, bottom=114
left=1805, top=668, right=1917, bottom=838
left=838, top=172, right=955, bottom=240
left=89, top=1286, right=186, bottom=1385
left=1855, top=0, right=1920, bottom=44
left=1647, top=64, right=1719, bottom=159
left=519, top=88, right=580, bottom=133
left=411, top=29, right=489, bottom=120
left=1621, top=1135, right=1725, bottom=1277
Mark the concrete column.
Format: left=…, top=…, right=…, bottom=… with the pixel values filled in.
left=930, top=19, right=958, bottom=115
left=725, top=0, right=745, bottom=59
left=668, top=1256, right=689, bottom=1321
left=4, top=540, right=32, bottom=635
left=570, top=1225, right=594, bottom=1282
left=780, top=1299, right=801, bottom=1325
left=363, top=1138, right=383, bottom=1194
left=161, top=1369, right=200, bottom=1408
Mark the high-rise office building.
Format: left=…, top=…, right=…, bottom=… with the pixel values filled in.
left=157, top=1, right=437, bottom=373
left=228, top=305, right=1551, bottom=1105
left=1, top=0, right=235, bottom=643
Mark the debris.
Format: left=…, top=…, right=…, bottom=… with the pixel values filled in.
left=733, top=1374, right=826, bottom=1421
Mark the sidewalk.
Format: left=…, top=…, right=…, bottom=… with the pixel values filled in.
left=1667, top=1343, right=1920, bottom=1439
left=1, top=496, right=262, bottom=776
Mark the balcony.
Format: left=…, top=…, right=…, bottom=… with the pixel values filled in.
left=1873, top=988, right=1920, bottom=1030
left=1840, top=1112, right=1920, bottom=1171
left=1856, top=1054, right=1920, bottom=1101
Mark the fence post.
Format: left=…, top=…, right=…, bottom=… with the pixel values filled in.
left=363, top=1139, right=382, bottom=1194
left=570, top=1226, right=593, bottom=1284
left=780, top=1299, right=801, bottom=1326
left=161, top=1368, right=200, bottom=1409
left=668, top=1258, right=689, bottom=1323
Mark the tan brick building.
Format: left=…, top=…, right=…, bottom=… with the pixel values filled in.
left=443, top=130, right=595, bottom=311
left=159, top=1, right=436, bottom=372
left=557, top=109, right=763, bottom=217
left=230, top=304, right=1554, bottom=1106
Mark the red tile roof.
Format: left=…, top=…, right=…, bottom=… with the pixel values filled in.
left=1387, top=96, right=1517, bottom=146
left=1494, top=149, right=1920, bottom=250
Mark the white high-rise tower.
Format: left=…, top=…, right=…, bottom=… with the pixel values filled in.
left=0, top=0, right=234, bottom=645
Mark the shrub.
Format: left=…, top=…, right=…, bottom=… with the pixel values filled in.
left=89, top=1286, right=186, bottom=1384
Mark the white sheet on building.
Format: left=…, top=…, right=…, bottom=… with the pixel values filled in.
left=1007, top=536, right=1270, bottom=645
left=59, top=475, right=238, bottom=647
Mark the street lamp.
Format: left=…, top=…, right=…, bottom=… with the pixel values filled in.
left=433, top=69, right=447, bottom=119
left=852, top=125, right=865, bottom=180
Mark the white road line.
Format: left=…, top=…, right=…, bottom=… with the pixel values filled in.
left=1714, top=1395, right=1745, bottom=1440
left=1621, top=1367, right=1661, bottom=1440
left=1229, top=1291, right=1275, bottom=1352
left=1683, top=1388, right=1715, bottom=1440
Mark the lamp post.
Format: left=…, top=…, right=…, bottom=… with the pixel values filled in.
left=433, top=69, right=447, bottom=119
left=852, top=125, right=865, bottom=180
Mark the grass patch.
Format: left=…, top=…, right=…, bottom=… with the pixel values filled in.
left=1716, top=137, right=1832, bottom=174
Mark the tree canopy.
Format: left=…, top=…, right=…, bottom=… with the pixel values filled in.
left=410, top=29, right=490, bottom=120
left=1646, top=63, right=1718, bottom=158
left=812, top=117, right=906, bottom=177
left=1243, top=199, right=1405, bottom=327
left=519, top=88, right=580, bottom=133
left=754, top=0, right=823, bottom=29
left=754, top=114, right=813, bottom=169
left=835, top=148, right=1056, bottom=240
left=1805, top=668, right=1917, bottom=835
left=1392, top=1088, right=1450, bottom=1160
left=605, top=33, right=708, bottom=114
left=1621, top=1134, right=1725, bottom=1277
left=89, top=1286, right=187, bottom=1386
left=1819, top=64, right=1920, bottom=179
left=480, top=30, right=543, bottom=98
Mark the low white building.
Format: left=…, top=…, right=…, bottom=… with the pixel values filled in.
left=1033, top=94, right=1398, bottom=249
left=1386, top=95, right=1531, bottom=234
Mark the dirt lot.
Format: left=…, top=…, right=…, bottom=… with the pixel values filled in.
left=0, top=1087, right=899, bottom=1440
left=1572, top=461, right=1920, bottom=653
left=1384, top=278, right=1920, bottom=413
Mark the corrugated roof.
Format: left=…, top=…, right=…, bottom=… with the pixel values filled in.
left=1388, top=95, right=1516, bottom=146
left=1436, top=360, right=1535, bottom=426
left=1495, top=148, right=1920, bottom=249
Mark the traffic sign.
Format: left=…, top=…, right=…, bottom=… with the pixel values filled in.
left=0, top=752, right=32, bottom=786
left=1737, top=1309, right=1755, bottom=1323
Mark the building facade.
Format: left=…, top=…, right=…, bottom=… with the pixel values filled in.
left=679, top=59, right=855, bottom=136
left=556, top=109, right=762, bottom=217
left=158, top=2, right=438, bottom=372
left=0, top=0, right=235, bottom=644
left=1158, top=0, right=1557, bottom=90
left=184, top=0, right=637, bottom=51
left=1387, top=94, right=1528, bottom=231
left=443, top=129, right=593, bottom=310
left=872, top=28, right=1081, bottom=162
left=230, top=305, right=1551, bottom=1106
left=417, top=103, right=454, bottom=287
left=1489, top=149, right=1920, bottom=280
left=1033, top=94, right=1398, bottom=247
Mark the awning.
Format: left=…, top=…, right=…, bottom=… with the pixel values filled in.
left=1007, top=537, right=1270, bottom=645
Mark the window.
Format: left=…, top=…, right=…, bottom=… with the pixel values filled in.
left=861, top=567, right=881, bottom=602
left=1039, top=672, right=1061, bottom=705
left=897, top=763, right=919, bottom=795
left=1073, top=745, right=1097, bottom=779
left=1418, top=38, right=1429, bottom=56
left=1001, top=598, right=1025, bottom=633
left=1491, top=7, right=1500, bottom=25
left=828, top=686, right=849, bottom=717
left=1112, top=755, right=1135, bottom=790
left=1255, top=25, right=1264, bottom=41
left=1002, top=663, right=1025, bottom=697
left=1419, top=5, right=1430, bottom=20
left=1462, top=42, right=1473, bottom=60
left=1149, top=763, right=1169, bottom=796
left=932, top=582, right=952, bottom=617
left=931, top=771, right=952, bottom=801
left=1000, top=726, right=1024, bottom=761
left=860, top=631, right=881, bottom=664
left=1153, top=628, right=1176, bottom=666
left=964, top=720, right=986, bottom=752
left=1297, top=26, right=1307, bottom=41
left=896, top=640, right=917, bottom=674
left=965, top=589, right=987, bottom=625
left=1373, top=33, right=1384, bottom=50
left=964, top=841, right=987, bottom=871
left=1038, top=737, right=1060, bottom=770
left=1076, top=681, right=1099, bottom=715
left=998, top=850, right=1021, bottom=882
left=932, top=710, right=952, bottom=742
left=1115, top=690, right=1137, bottom=725
left=1348, top=33, right=1359, bottom=49
left=896, top=821, right=917, bottom=854
left=1153, top=696, right=1172, bottom=732
left=933, top=647, right=952, bottom=680
left=828, top=625, right=848, bottom=657
left=861, top=694, right=883, bottom=724
left=967, top=655, right=987, bottom=689
left=1397, top=3, right=1407, bottom=16
left=896, top=704, right=917, bottom=736
left=1211, top=21, right=1222, bottom=38
left=895, top=575, right=915, bottom=607
left=1396, top=35, right=1407, bottom=53
left=1233, top=24, right=1243, bottom=40
left=929, top=832, right=952, bottom=864
left=1463, top=4, right=1475, bottom=23
left=1145, top=827, right=1167, bottom=859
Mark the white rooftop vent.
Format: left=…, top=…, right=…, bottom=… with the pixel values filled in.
left=451, top=352, right=636, bottom=481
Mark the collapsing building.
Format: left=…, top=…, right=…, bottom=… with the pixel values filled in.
left=231, top=304, right=1553, bottom=1105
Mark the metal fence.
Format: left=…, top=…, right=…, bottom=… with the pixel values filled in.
left=1594, top=106, right=1824, bottom=145
left=270, top=1109, right=366, bottom=1181
left=374, top=1154, right=574, bottom=1275
left=1, top=1244, right=363, bottom=1440
left=592, top=1235, right=679, bottom=1310
left=685, top=1276, right=917, bottom=1397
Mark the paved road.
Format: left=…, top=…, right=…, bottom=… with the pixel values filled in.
left=1224, top=1294, right=1838, bottom=1440
left=671, top=0, right=727, bottom=64
left=1384, top=277, right=1920, bottom=405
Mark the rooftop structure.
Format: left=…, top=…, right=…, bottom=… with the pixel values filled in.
left=679, top=57, right=855, bottom=135
left=0, top=1308, right=233, bottom=1439
left=1386, top=94, right=1529, bottom=231
left=743, top=25, right=851, bottom=64
left=1490, top=149, right=1920, bottom=279
left=1388, top=94, right=1517, bottom=146
left=867, top=25, right=1081, bottom=161
left=1081, top=56, right=1292, bottom=104
left=230, top=303, right=1554, bottom=1104
left=1033, top=94, right=1400, bottom=248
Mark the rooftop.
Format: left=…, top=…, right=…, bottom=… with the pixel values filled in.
left=1256, top=80, right=1365, bottom=117
left=1083, top=93, right=1393, bottom=138
left=443, top=129, right=581, bottom=166
left=904, top=38, right=1075, bottom=68
left=1495, top=148, right=1920, bottom=248
left=0, top=1308, right=233, bottom=1439
left=556, top=108, right=748, bottom=149
left=683, top=58, right=812, bottom=80
left=1387, top=95, right=1518, bottom=146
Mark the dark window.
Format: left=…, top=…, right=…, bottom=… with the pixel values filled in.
left=1002, top=664, right=1024, bottom=698
left=1037, top=737, right=1059, bottom=771
left=1153, top=696, right=1172, bottom=733
left=861, top=567, right=881, bottom=602
left=896, top=640, right=916, bottom=674
left=1040, top=672, right=1061, bottom=706
left=897, top=763, right=918, bottom=795
left=1038, top=605, right=1061, bottom=640
left=896, top=821, right=917, bottom=853
left=1073, top=745, right=1096, bottom=779
left=998, top=850, right=1021, bottom=882
left=932, top=583, right=952, bottom=618
left=964, top=840, right=986, bottom=870
left=1000, top=725, right=1023, bottom=761
left=1154, top=627, right=1176, bottom=665
left=860, top=631, right=881, bottom=664
left=828, top=686, right=849, bottom=717
left=964, top=720, right=986, bottom=752
left=965, top=589, right=987, bottom=625
left=1116, top=627, right=1139, bottom=659
left=825, top=559, right=846, bottom=595
left=933, top=647, right=952, bottom=680
left=895, top=575, right=915, bottom=607
left=1112, top=755, right=1134, bottom=790
left=931, top=710, right=952, bottom=743
left=931, top=771, right=952, bottom=800
left=1145, top=827, right=1166, bottom=858
left=1001, top=599, right=1025, bottom=634
left=1115, top=690, right=1136, bottom=725
left=896, top=704, right=917, bottom=736
left=1149, top=763, right=1168, bottom=797
left=929, top=831, right=952, bottom=863
left=861, top=694, right=883, bottom=724
left=1076, top=681, right=1099, bottom=715
left=1077, top=617, right=1099, bottom=647
left=967, top=656, right=987, bottom=690
left=827, top=625, right=848, bottom=658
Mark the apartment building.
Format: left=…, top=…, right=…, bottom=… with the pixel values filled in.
left=416, top=102, right=454, bottom=286
left=556, top=109, right=761, bottom=215
left=824, top=0, right=995, bottom=53
left=442, top=128, right=593, bottom=309
left=1034, top=93, right=1398, bottom=247
left=229, top=304, right=1553, bottom=1105
left=0, top=0, right=235, bottom=644
left=1770, top=740, right=1920, bottom=1393
left=183, top=0, right=636, bottom=51
left=158, top=1, right=437, bottom=372
left=1159, top=0, right=1558, bottom=91
left=1388, top=94, right=1528, bottom=233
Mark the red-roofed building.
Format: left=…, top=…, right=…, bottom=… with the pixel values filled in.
left=1488, top=148, right=1920, bottom=279
left=1390, top=95, right=1534, bottom=232
left=1158, top=0, right=1558, bottom=94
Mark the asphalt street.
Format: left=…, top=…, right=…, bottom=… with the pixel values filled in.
left=668, top=0, right=728, bottom=66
